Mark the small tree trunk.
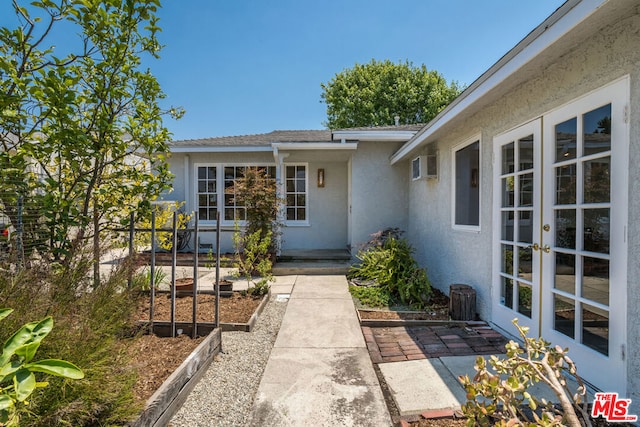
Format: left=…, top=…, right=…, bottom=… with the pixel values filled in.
left=93, top=197, right=100, bottom=288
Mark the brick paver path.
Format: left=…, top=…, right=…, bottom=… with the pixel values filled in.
left=363, top=324, right=508, bottom=363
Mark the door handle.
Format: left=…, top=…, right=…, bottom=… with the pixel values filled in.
left=542, top=244, right=551, bottom=253
left=528, top=243, right=540, bottom=251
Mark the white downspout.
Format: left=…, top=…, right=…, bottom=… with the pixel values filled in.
left=272, top=146, right=289, bottom=256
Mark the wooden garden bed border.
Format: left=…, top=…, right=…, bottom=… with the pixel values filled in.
left=357, top=309, right=487, bottom=328
left=129, top=327, right=222, bottom=427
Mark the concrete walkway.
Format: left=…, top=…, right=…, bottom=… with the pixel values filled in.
left=249, top=275, right=392, bottom=426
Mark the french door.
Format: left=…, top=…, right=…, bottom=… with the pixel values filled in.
left=493, top=78, right=629, bottom=394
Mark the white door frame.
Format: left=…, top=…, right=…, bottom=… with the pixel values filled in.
left=492, top=76, right=629, bottom=394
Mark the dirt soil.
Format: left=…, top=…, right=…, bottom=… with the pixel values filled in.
left=136, top=292, right=263, bottom=323
left=126, top=292, right=263, bottom=405
left=358, top=288, right=451, bottom=321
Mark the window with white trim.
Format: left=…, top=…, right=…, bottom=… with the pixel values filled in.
left=223, top=166, right=276, bottom=221
left=453, top=139, right=480, bottom=228
left=285, top=165, right=307, bottom=221
left=197, top=166, right=217, bottom=221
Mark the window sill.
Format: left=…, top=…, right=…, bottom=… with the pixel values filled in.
left=285, top=221, right=310, bottom=227
left=452, top=224, right=481, bottom=233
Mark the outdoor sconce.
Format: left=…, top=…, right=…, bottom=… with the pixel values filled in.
left=317, top=168, right=325, bottom=188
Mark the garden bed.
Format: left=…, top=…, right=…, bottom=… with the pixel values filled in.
left=125, top=291, right=271, bottom=425
left=355, top=287, right=463, bottom=327
left=127, top=328, right=222, bottom=427
left=136, top=290, right=270, bottom=334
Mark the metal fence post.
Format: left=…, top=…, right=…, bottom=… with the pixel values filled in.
left=16, top=194, right=24, bottom=269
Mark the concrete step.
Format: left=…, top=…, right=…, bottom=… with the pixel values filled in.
left=277, top=249, right=351, bottom=262
left=272, top=260, right=351, bottom=276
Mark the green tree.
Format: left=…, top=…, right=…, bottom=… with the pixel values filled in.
left=321, top=59, right=462, bottom=129
left=0, top=0, right=182, bottom=266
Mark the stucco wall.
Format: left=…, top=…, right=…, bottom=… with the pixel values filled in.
left=350, top=141, right=409, bottom=250
left=281, top=161, right=348, bottom=250
left=407, top=8, right=639, bottom=402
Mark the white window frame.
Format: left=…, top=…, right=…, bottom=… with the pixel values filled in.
left=194, top=164, right=218, bottom=222
left=284, top=163, right=309, bottom=226
left=451, top=135, right=482, bottom=231
left=194, top=163, right=277, bottom=226
left=222, top=164, right=277, bottom=224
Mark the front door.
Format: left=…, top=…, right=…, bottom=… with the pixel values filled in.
left=493, top=78, right=629, bottom=394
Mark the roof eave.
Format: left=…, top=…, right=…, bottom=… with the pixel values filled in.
left=271, top=142, right=358, bottom=150
left=169, top=145, right=272, bottom=153
left=390, top=0, right=604, bottom=165
left=332, top=130, right=417, bottom=142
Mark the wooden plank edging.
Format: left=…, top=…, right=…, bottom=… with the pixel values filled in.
left=129, top=328, right=222, bottom=427
left=357, top=309, right=487, bottom=328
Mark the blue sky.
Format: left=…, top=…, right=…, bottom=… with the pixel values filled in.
left=2, top=1, right=567, bottom=141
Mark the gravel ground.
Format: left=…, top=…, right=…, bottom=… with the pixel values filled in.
left=169, top=295, right=288, bottom=427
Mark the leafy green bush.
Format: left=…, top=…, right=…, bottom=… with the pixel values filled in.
left=0, top=309, right=84, bottom=427
left=460, top=319, right=590, bottom=427
left=348, top=285, right=391, bottom=308
left=349, top=234, right=431, bottom=308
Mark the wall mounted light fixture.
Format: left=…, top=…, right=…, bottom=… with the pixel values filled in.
left=317, top=168, right=325, bottom=188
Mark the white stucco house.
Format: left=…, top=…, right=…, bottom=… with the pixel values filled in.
left=163, top=0, right=640, bottom=410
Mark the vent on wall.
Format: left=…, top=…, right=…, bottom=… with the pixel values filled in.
left=411, top=153, right=438, bottom=180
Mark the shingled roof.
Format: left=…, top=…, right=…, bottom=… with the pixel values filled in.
left=169, top=130, right=333, bottom=147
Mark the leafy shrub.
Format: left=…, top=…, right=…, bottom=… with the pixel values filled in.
left=348, top=285, right=391, bottom=308
left=460, top=319, right=590, bottom=427
left=233, top=226, right=272, bottom=296
left=349, top=234, right=431, bottom=308
left=0, top=309, right=84, bottom=427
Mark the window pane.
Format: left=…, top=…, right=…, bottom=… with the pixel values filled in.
left=198, top=167, right=206, bottom=179
left=297, top=208, right=305, bottom=220
left=517, top=283, right=532, bottom=318
left=287, top=208, right=295, bottom=220
left=455, top=141, right=480, bottom=226
left=582, top=304, right=608, bottom=356
left=517, top=246, right=532, bottom=279
left=554, top=295, right=575, bottom=338
left=583, top=157, right=610, bottom=203
left=502, top=177, right=514, bottom=208
left=286, top=194, right=295, bottom=206
left=501, top=277, right=513, bottom=309
left=519, top=173, right=533, bottom=207
left=582, top=257, right=609, bottom=305
left=518, top=135, right=534, bottom=171
left=502, top=244, right=513, bottom=275
left=556, top=165, right=576, bottom=205
left=555, top=117, right=577, bottom=162
left=555, top=253, right=575, bottom=294
left=518, top=211, right=532, bottom=244
left=297, top=194, right=306, bottom=206
left=583, top=208, right=609, bottom=254
left=502, top=210, right=514, bottom=241
left=583, top=104, right=611, bottom=156
left=555, top=209, right=576, bottom=249
left=502, top=142, right=514, bottom=174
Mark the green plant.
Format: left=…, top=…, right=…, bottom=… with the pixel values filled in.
left=460, top=319, right=590, bottom=427
left=230, top=167, right=283, bottom=253
left=232, top=225, right=272, bottom=296
left=0, top=309, right=84, bottom=427
left=348, top=285, right=392, bottom=308
left=132, top=266, right=166, bottom=291
left=349, top=235, right=431, bottom=309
